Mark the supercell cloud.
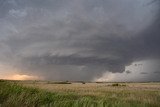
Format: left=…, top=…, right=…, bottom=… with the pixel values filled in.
left=0, top=0, right=160, bottom=81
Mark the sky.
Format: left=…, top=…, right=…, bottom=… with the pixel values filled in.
left=0, top=0, right=160, bottom=81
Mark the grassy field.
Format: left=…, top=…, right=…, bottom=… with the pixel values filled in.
left=0, top=80, right=160, bottom=107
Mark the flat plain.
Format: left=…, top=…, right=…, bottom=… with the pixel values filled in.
left=0, top=80, right=160, bottom=107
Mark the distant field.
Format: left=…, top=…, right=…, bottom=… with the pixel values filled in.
left=0, top=80, right=160, bottom=107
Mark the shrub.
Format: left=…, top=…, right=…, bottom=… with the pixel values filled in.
left=81, top=81, right=85, bottom=84
left=112, top=83, right=119, bottom=86
left=111, top=83, right=126, bottom=87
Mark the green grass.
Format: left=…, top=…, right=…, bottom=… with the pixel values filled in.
left=0, top=80, right=160, bottom=107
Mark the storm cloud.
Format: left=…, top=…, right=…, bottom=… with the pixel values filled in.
left=0, top=0, right=160, bottom=81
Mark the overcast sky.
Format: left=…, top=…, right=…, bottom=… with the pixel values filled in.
left=0, top=0, right=160, bottom=81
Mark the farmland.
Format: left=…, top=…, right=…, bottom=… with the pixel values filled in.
left=0, top=80, right=160, bottom=107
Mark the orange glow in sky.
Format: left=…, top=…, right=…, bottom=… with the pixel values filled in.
left=0, top=73, right=41, bottom=80
left=6, top=74, right=39, bottom=80
left=0, top=64, right=41, bottom=80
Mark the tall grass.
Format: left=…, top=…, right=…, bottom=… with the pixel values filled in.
left=0, top=80, right=159, bottom=107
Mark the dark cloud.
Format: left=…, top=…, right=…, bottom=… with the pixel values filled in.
left=126, top=70, right=132, bottom=74
left=0, top=0, right=160, bottom=81
left=140, top=72, right=148, bottom=75
left=154, top=71, right=160, bottom=74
